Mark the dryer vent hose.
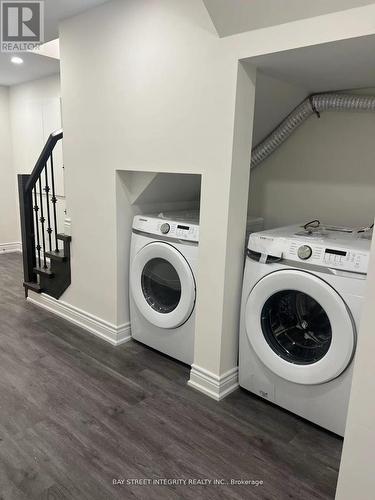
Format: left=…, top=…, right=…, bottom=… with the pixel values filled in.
left=251, top=93, right=375, bottom=169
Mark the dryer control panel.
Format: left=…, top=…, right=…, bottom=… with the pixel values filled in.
left=248, top=224, right=371, bottom=275
left=133, top=215, right=199, bottom=243
left=285, top=241, right=369, bottom=274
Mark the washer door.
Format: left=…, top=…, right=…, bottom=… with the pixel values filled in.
left=245, top=269, right=356, bottom=385
left=131, top=242, right=196, bottom=329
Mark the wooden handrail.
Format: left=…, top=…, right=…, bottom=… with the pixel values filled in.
left=25, top=129, right=63, bottom=193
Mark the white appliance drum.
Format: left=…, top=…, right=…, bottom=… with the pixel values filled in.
left=245, top=269, right=355, bottom=385
left=131, top=242, right=196, bottom=329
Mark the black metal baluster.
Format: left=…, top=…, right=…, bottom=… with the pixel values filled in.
left=38, top=177, right=47, bottom=269
left=33, top=187, right=41, bottom=268
left=50, top=153, right=59, bottom=253
left=44, top=164, right=52, bottom=252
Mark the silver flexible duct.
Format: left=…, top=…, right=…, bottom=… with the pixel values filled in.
left=251, top=93, right=375, bottom=169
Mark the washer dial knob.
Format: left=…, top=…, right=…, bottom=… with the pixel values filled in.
left=160, top=223, right=170, bottom=234
left=298, top=245, right=312, bottom=260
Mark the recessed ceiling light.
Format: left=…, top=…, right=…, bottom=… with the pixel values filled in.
left=11, top=56, right=23, bottom=65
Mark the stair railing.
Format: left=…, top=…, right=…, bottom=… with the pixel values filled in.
left=18, top=129, right=63, bottom=292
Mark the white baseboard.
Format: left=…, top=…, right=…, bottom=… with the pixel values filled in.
left=188, top=364, right=239, bottom=401
left=0, top=242, right=22, bottom=254
left=27, top=292, right=131, bottom=346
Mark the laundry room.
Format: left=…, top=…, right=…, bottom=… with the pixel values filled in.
left=5, top=2, right=375, bottom=498
left=113, top=31, right=375, bottom=444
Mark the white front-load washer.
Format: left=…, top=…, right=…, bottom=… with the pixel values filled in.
left=239, top=224, right=371, bottom=436
left=130, top=212, right=199, bottom=365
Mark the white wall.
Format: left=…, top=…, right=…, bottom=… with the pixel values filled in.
left=252, top=72, right=308, bottom=146
left=0, top=86, right=18, bottom=248
left=250, top=86, right=375, bottom=229
left=59, top=0, right=247, bottom=374
left=9, top=74, right=65, bottom=242
left=10, top=74, right=62, bottom=177
left=1, top=75, right=63, bottom=251
left=336, top=235, right=375, bottom=498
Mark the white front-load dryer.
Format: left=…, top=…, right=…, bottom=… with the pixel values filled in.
left=239, top=224, right=371, bottom=436
left=130, top=212, right=199, bottom=365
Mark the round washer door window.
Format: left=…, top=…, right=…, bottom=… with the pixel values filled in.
left=261, top=290, right=332, bottom=365
left=245, top=270, right=356, bottom=385
left=131, top=242, right=196, bottom=329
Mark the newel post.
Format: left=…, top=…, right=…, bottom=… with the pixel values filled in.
left=18, top=174, right=37, bottom=291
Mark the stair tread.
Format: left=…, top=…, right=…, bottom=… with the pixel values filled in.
left=24, top=281, right=42, bottom=293
left=34, top=266, right=54, bottom=277
left=45, top=250, right=67, bottom=261
left=57, top=233, right=72, bottom=242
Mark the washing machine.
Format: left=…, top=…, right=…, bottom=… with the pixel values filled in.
left=239, top=223, right=371, bottom=435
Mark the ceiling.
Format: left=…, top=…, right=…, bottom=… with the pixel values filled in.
left=0, top=52, right=60, bottom=86
left=43, top=0, right=111, bottom=41
left=4, top=0, right=375, bottom=87
left=248, top=34, right=375, bottom=93
left=0, top=0, right=110, bottom=86
left=203, top=0, right=375, bottom=37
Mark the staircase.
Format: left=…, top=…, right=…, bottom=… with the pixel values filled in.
left=18, top=129, right=72, bottom=299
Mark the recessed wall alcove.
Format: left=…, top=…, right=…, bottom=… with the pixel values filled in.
left=241, top=31, right=375, bottom=498
left=115, top=170, right=202, bottom=330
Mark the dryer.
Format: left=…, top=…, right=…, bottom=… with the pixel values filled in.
left=130, top=212, right=199, bottom=365
left=239, top=224, right=371, bottom=435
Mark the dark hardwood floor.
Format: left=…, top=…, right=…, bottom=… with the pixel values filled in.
left=0, top=253, right=342, bottom=499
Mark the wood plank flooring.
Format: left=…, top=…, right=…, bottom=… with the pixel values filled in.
left=0, top=253, right=342, bottom=499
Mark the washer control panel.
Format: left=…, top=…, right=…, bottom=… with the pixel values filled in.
left=133, top=215, right=199, bottom=243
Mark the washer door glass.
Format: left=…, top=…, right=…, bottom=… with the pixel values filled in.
left=245, top=269, right=356, bottom=385
left=141, top=258, right=181, bottom=314
left=131, top=242, right=196, bottom=329
left=261, top=290, right=332, bottom=365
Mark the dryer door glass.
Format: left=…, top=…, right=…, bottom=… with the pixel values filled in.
left=261, top=290, right=332, bottom=365
left=141, top=258, right=181, bottom=314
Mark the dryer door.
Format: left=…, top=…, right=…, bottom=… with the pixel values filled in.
left=245, top=269, right=356, bottom=385
left=131, top=242, right=196, bottom=329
